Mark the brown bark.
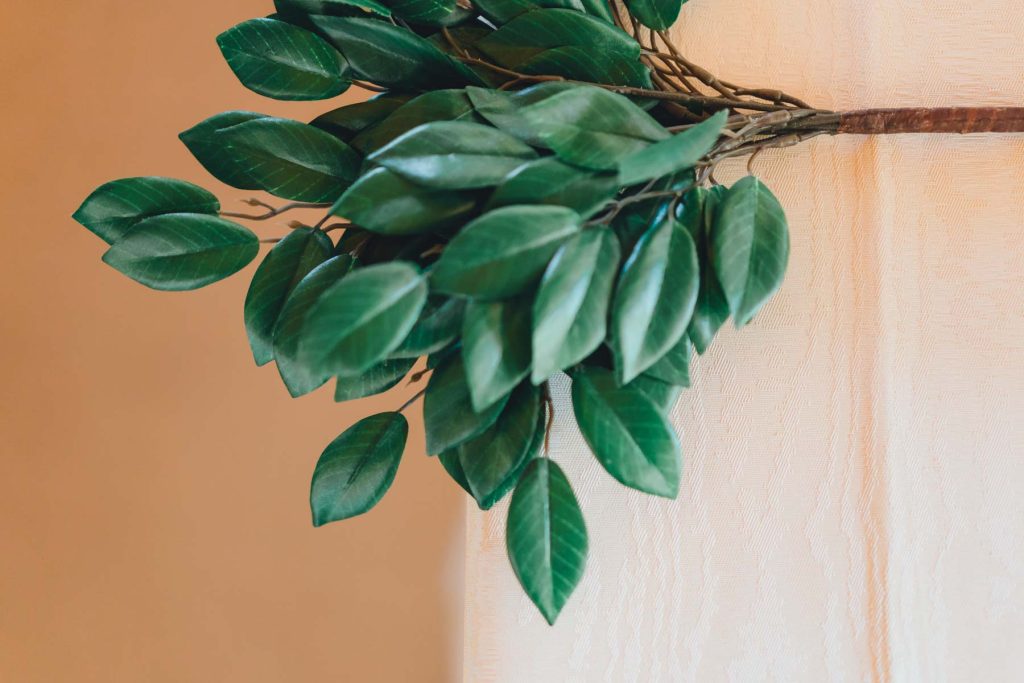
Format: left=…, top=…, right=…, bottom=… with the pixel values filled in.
left=838, top=107, right=1024, bottom=134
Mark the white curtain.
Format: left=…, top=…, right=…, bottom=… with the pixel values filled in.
left=462, top=1, right=1024, bottom=680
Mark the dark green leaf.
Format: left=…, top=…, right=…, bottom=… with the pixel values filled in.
left=506, top=458, right=587, bottom=625
left=367, top=121, right=537, bottom=189
left=298, top=262, right=428, bottom=376
left=101, top=214, right=258, bottom=291
left=531, top=228, right=620, bottom=382
left=331, top=167, right=476, bottom=235
left=275, top=0, right=392, bottom=18
left=462, top=298, right=532, bottom=411
left=628, top=375, right=682, bottom=413
left=215, top=117, right=361, bottom=202
left=642, top=334, right=691, bottom=386
left=431, top=205, right=580, bottom=299
left=385, top=0, right=457, bottom=25
left=711, top=175, right=789, bottom=327
left=518, top=45, right=653, bottom=88
left=475, top=0, right=613, bottom=26
left=179, top=111, right=269, bottom=188
left=571, top=366, right=680, bottom=497
left=244, top=228, right=334, bottom=366
left=423, top=354, right=511, bottom=453
left=611, top=170, right=693, bottom=254
left=311, top=94, right=413, bottom=142
left=73, top=177, right=219, bottom=245
left=438, top=449, right=473, bottom=495
left=623, top=0, right=683, bottom=31
left=521, top=86, right=669, bottom=170
left=683, top=185, right=729, bottom=353
left=350, top=89, right=482, bottom=154
left=611, top=215, right=699, bottom=383
left=390, top=296, right=466, bottom=358
left=487, top=158, right=620, bottom=217
left=467, top=82, right=578, bottom=145
left=477, top=9, right=637, bottom=69
left=618, top=110, right=726, bottom=185
left=273, top=255, right=357, bottom=397
left=334, top=357, right=416, bottom=402
left=310, top=412, right=407, bottom=525
left=217, top=18, right=350, bottom=101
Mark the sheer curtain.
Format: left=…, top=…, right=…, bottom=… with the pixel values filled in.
left=462, top=1, right=1024, bottom=680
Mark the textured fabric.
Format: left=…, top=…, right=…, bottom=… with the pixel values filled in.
left=463, top=1, right=1024, bottom=680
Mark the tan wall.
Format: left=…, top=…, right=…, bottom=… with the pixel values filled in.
left=0, top=3, right=462, bottom=681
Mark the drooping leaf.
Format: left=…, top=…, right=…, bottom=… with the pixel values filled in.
left=438, top=449, right=473, bottom=495
left=275, top=0, right=392, bottom=18
left=310, top=412, right=407, bottom=525
left=390, top=296, right=466, bottom=358
left=521, top=86, right=669, bottom=170
left=518, top=45, right=653, bottom=88
left=217, top=18, right=351, bottom=101
left=179, top=111, right=269, bottom=189
left=611, top=170, right=693, bottom=254
left=298, top=262, right=427, bottom=377
left=244, top=228, right=334, bottom=366
left=367, top=121, right=537, bottom=189
left=423, top=354, right=511, bottom=453
left=506, top=458, right=588, bottom=625
left=571, top=366, right=680, bottom=497
left=487, top=157, right=620, bottom=217
left=73, top=177, right=219, bottom=245
left=310, top=94, right=413, bottom=142
left=462, top=298, right=532, bottom=411
left=628, top=375, right=682, bottom=413
left=431, top=205, right=581, bottom=299
left=467, top=82, right=579, bottom=145
left=214, top=117, right=361, bottom=202
left=531, top=228, right=620, bottom=383
left=350, top=89, right=482, bottom=153
left=273, top=255, right=356, bottom=397
left=711, top=176, right=789, bottom=327
left=331, top=167, right=476, bottom=235
left=611, top=214, right=699, bottom=383
left=682, top=185, right=729, bottom=353
left=618, top=110, right=726, bottom=185
left=445, top=383, right=541, bottom=509
left=642, top=334, right=691, bottom=386
left=334, top=357, right=416, bottom=402
left=623, top=0, right=684, bottom=31
left=101, top=214, right=258, bottom=291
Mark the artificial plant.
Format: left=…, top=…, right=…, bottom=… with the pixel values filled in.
left=74, top=0, right=1023, bottom=624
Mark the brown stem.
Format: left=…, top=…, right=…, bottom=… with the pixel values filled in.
left=837, top=107, right=1024, bottom=134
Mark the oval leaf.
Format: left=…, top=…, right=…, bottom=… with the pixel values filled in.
left=179, top=111, right=270, bottom=189
left=618, top=109, right=726, bottom=186
left=350, top=89, right=482, bottom=154
left=310, top=94, right=412, bottom=142
left=334, top=357, right=416, bottom=402
left=423, top=355, right=511, bottom=454
left=487, top=157, right=620, bottom=217
left=682, top=185, right=729, bottom=352
left=623, top=0, right=683, bottom=31
left=462, top=298, right=532, bottom=411
left=390, top=296, right=465, bottom=359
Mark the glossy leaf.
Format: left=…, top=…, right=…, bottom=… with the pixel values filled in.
left=682, top=185, right=729, bottom=352
left=244, top=228, right=334, bottom=366
left=390, top=297, right=466, bottom=358
left=629, top=375, right=682, bottom=413
left=386, top=0, right=457, bottom=23
left=217, top=18, right=350, bottom=101
left=506, top=458, right=587, bottom=625
left=299, top=262, right=427, bottom=377
left=711, top=176, right=790, bottom=327
left=521, top=86, right=669, bottom=170
left=367, top=121, right=537, bottom=189
left=102, top=214, right=258, bottom=291
left=423, top=354, right=510, bottom=454
left=623, top=0, right=684, bottom=31
left=310, top=94, right=412, bottom=142
left=273, top=255, right=356, bottom=397
left=462, top=298, right=532, bottom=411
left=334, top=357, right=416, bottom=402
left=571, top=366, right=680, bottom=497
left=474, top=0, right=590, bottom=25
left=467, top=82, right=578, bottom=145
left=531, top=228, right=620, bottom=383
left=350, top=89, right=481, bottom=153
left=275, top=0, right=392, bottom=17
left=215, top=117, right=361, bottom=202
left=331, top=167, right=476, bottom=235
left=487, top=158, right=620, bottom=217
left=310, top=412, right=407, bottom=525
left=642, top=334, right=691, bottom=386
left=179, top=111, right=269, bottom=189
left=438, top=449, right=473, bottom=495
left=518, top=45, right=653, bottom=88
left=74, top=177, right=219, bottom=245
left=618, top=110, right=726, bottom=185
left=477, top=9, right=637, bottom=69
left=611, top=215, right=699, bottom=383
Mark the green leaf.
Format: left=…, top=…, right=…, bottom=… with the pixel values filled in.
left=273, top=255, right=357, bottom=397
left=531, top=228, right=620, bottom=383
left=711, top=176, right=789, bottom=327
left=331, top=167, right=476, bottom=235
left=310, top=17, right=481, bottom=90
left=73, top=177, right=220, bottom=245
left=446, top=383, right=541, bottom=509
left=423, top=354, right=511, bottom=454
left=298, top=262, right=428, bottom=377
left=244, top=228, right=334, bottom=366
left=623, top=0, right=683, bottom=31
left=642, top=334, right=691, bottom=386
left=385, top=0, right=458, bottom=25
left=506, top=458, right=587, bottom=625
left=215, top=117, right=361, bottom=202
left=487, top=158, right=620, bottom=217
left=334, top=357, right=416, bottom=402
left=618, top=110, right=726, bottom=185
left=217, top=18, right=350, bottom=101
left=473, top=0, right=585, bottom=25
left=310, top=412, right=407, bottom=525
left=101, top=214, right=258, bottom=291
left=628, top=375, right=682, bottom=413
left=310, top=94, right=412, bottom=142
left=611, top=170, right=692, bottom=254
left=367, top=121, right=537, bottom=189
left=521, top=86, right=669, bottom=170
left=518, top=45, right=653, bottom=88
left=467, top=82, right=578, bottom=146
left=275, top=0, right=392, bottom=18
left=477, top=9, right=637, bottom=69
left=611, top=214, right=699, bottom=383
left=390, top=296, right=466, bottom=358
left=179, top=111, right=270, bottom=189
left=571, top=366, right=680, bottom=497
left=350, top=89, right=482, bottom=153
left=682, top=185, right=729, bottom=353
left=462, top=298, right=532, bottom=411
left=438, top=449, right=473, bottom=495
left=431, top=205, right=580, bottom=299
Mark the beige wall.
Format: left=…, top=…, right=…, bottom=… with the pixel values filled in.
left=0, top=3, right=462, bottom=681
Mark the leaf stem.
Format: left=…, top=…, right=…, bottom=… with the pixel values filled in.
left=398, top=387, right=427, bottom=413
